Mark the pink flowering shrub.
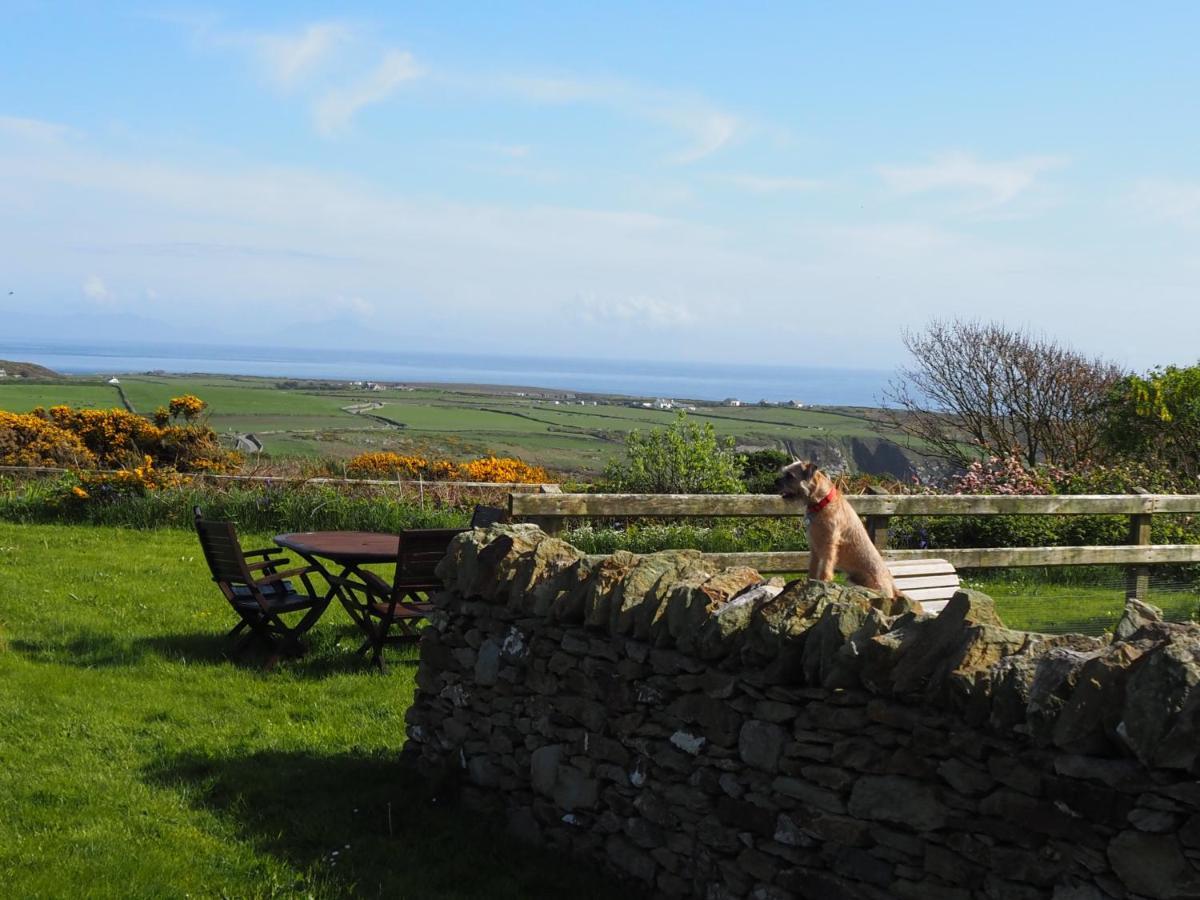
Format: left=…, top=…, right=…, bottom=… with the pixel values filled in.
left=949, top=455, right=1063, bottom=496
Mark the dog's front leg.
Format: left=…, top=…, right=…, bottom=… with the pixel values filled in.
left=808, top=554, right=836, bottom=582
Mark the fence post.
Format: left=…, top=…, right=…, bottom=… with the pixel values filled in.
left=1126, top=488, right=1152, bottom=600
left=865, top=485, right=890, bottom=551
left=532, top=483, right=565, bottom=536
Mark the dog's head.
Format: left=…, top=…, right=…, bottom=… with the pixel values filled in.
left=775, top=458, right=823, bottom=502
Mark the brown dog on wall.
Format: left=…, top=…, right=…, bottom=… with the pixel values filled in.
left=775, top=460, right=900, bottom=598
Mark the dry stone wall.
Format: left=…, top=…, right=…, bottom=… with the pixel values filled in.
left=403, top=525, right=1200, bottom=899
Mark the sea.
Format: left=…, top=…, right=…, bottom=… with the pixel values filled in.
left=0, top=340, right=893, bottom=407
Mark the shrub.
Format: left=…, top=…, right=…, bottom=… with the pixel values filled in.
left=1103, top=365, right=1200, bottom=479
left=346, top=452, right=430, bottom=479
left=458, top=456, right=549, bottom=484
left=598, top=412, right=744, bottom=494
left=740, top=449, right=790, bottom=494
left=0, top=411, right=96, bottom=468
left=345, top=451, right=549, bottom=484
left=30, top=403, right=239, bottom=473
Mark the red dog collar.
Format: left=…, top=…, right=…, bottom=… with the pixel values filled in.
left=807, top=486, right=838, bottom=515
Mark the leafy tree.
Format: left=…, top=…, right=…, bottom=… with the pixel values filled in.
left=1103, top=364, right=1200, bottom=479
left=883, top=319, right=1124, bottom=469
left=740, top=448, right=791, bottom=494
left=599, top=412, right=744, bottom=493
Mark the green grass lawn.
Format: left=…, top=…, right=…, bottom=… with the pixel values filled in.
left=0, top=523, right=623, bottom=899
left=967, top=572, right=1200, bottom=636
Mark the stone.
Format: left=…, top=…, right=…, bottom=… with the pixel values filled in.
left=474, top=638, right=501, bottom=686
left=1129, top=807, right=1178, bottom=833
left=578, top=551, right=640, bottom=629
left=1114, top=596, right=1164, bottom=642
left=937, top=758, right=996, bottom=796
left=1052, top=641, right=1148, bottom=754
left=848, top=775, right=948, bottom=831
left=739, top=720, right=788, bottom=771
left=771, top=776, right=847, bottom=815
left=987, top=755, right=1042, bottom=796
left=1107, top=829, right=1200, bottom=899
left=514, top=538, right=587, bottom=615
left=716, top=796, right=775, bottom=837
left=774, top=812, right=817, bottom=848
left=1120, top=635, right=1200, bottom=766
left=833, top=847, right=892, bottom=887
left=530, top=744, right=564, bottom=796
left=609, top=551, right=703, bottom=636
left=670, top=567, right=765, bottom=654
left=695, top=580, right=780, bottom=660
left=670, top=731, right=707, bottom=756
left=552, top=765, right=599, bottom=811
left=605, top=834, right=656, bottom=884
left=801, top=599, right=872, bottom=687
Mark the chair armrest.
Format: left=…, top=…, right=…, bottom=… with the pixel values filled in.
left=246, top=558, right=288, bottom=572
left=244, top=547, right=286, bottom=558
left=256, top=566, right=319, bottom=586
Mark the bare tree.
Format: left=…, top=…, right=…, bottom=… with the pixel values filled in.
left=881, top=319, right=1124, bottom=469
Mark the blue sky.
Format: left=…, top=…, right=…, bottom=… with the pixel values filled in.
left=1, top=2, right=1198, bottom=368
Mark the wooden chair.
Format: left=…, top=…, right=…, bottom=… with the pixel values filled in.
left=887, top=558, right=961, bottom=614
left=333, top=528, right=465, bottom=671
left=193, top=508, right=330, bottom=664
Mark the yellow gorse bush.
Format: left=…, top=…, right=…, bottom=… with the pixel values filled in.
left=72, top=455, right=185, bottom=503
left=345, top=451, right=549, bottom=483
left=0, top=411, right=97, bottom=468
left=34, top=403, right=239, bottom=473
left=459, top=456, right=549, bottom=484
left=168, top=394, right=207, bottom=421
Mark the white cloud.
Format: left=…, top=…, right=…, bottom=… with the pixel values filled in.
left=254, top=22, right=350, bottom=87
left=0, top=115, right=70, bottom=143
left=719, top=173, right=823, bottom=194
left=313, top=50, right=424, bottom=136
left=878, top=152, right=1066, bottom=207
left=577, top=293, right=695, bottom=328
left=83, top=275, right=113, bottom=304
left=499, top=75, right=740, bottom=163
left=1128, top=178, right=1200, bottom=225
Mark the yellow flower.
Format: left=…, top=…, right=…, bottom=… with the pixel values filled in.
left=71, top=486, right=89, bottom=499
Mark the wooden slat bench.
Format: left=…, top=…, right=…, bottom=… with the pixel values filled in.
left=887, top=558, right=960, bottom=615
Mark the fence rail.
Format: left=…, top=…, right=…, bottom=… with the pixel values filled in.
left=509, top=492, right=1200, bottom=594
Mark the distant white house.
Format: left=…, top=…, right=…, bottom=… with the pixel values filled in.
left=107, top=377, right=120, bottom=385
left=654, top=398, right=674, bottom=410
left=234, top=433, right=263, bottom=454
left=0, top=369, right=7, bottom=378
left=723, top=398, right=742, bottom=407
left=787, top=400, right=806, bottom=408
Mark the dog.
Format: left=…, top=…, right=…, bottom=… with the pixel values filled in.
left=774, top=459, right=900, bottom=598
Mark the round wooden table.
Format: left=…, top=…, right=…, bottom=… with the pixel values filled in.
left=274, top=531, right=399, bottom=566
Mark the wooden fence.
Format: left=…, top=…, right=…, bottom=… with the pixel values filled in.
left=509, top=491, right=1200, bottom=597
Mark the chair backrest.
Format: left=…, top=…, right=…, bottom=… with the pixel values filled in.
left=470, top=505, right=507, bottom=528
left=886, top=558, right=960, bottom=615
left=394, top=528, right=464, bottom=589
left=193, top=508, right=254, bottom=587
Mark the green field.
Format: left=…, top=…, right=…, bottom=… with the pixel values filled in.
left=0, top=373, right=904, bottom=476
left=0, top=523, right=621, bottom=899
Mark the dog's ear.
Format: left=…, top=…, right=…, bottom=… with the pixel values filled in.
left=803, top=462, right=818, bottom=479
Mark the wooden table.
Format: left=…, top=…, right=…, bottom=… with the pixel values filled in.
left=274, top=531, right=399, bottom=567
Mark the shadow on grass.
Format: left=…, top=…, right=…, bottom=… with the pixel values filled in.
left=145, top=749, right=630, bottom=900
left=10, top=625, right=420, bottom=679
